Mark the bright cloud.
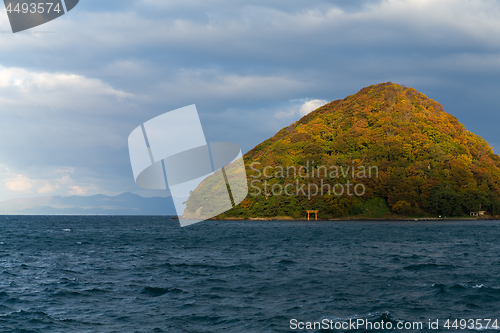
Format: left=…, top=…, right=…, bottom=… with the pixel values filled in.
left=0, top=66, right=132, bottom=111
left=274, top=99, right=328, bottom=119
left=0, top=164, right=100, bottom=199
left=4, top=175, right=34, bottom=192
left=299, top=99, right=328, bottom=116
left=68, top=186, right=88, bottom=196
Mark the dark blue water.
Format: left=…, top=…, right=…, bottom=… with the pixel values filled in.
left=1, top=217, right=500, bottom=332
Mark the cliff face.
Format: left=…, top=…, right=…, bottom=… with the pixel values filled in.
left=196, top=82, right=500, bottom=218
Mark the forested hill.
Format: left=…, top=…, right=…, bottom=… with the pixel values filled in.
left=213, top=82, right=500, bottom=218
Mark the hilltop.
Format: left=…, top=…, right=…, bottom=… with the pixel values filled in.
left=190, top=83, right=500, bottom=219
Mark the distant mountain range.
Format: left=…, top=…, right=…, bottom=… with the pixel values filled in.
left=0, top=192, right=177, bottom=215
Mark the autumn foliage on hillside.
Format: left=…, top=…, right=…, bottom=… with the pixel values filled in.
left=213, top=83, right=500, bottom=218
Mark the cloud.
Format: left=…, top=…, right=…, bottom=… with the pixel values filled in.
left=274, top=99, right=328, bottom=119
left=3, top=1, right=500, bottom=68
left=40, top=0, right=500, bottom=60
left=299, top=99, right=328, bottom=116
left=0, top=164, right=101, bottom=199
left=4, top=175, right=34, bottom=192
left=68, top=186, right=88, bottom=196
left=38, top=183, right=59, bottom=194
left=0, top=64, right=140, bottom=177
left=0, top=66, right=132, bottom=111
left=154, top=69, right=308, bottom=105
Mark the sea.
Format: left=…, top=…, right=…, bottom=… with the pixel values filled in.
left=0, top=216, right=499, bottom=333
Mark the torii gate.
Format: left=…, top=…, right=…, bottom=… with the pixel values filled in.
left=306, top=210, right=318, bottom=221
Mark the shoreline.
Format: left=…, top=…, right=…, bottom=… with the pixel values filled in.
left=210, top=216, right=500, bottom=221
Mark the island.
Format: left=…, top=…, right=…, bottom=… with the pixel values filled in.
left=184, top=83, right=500, bottom=220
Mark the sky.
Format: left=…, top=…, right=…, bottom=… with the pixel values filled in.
left=0, top=0, right=500, bottom=201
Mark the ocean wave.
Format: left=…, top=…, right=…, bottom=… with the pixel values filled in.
left=84, top=288, right=108, bottom=294
left=141, top=286, right=186, bottom=297
left=53, top=290, right=84, bottom=297
left=277, top=259, right=296, bottom=265
left=404, top=263, right=460, bottom=270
